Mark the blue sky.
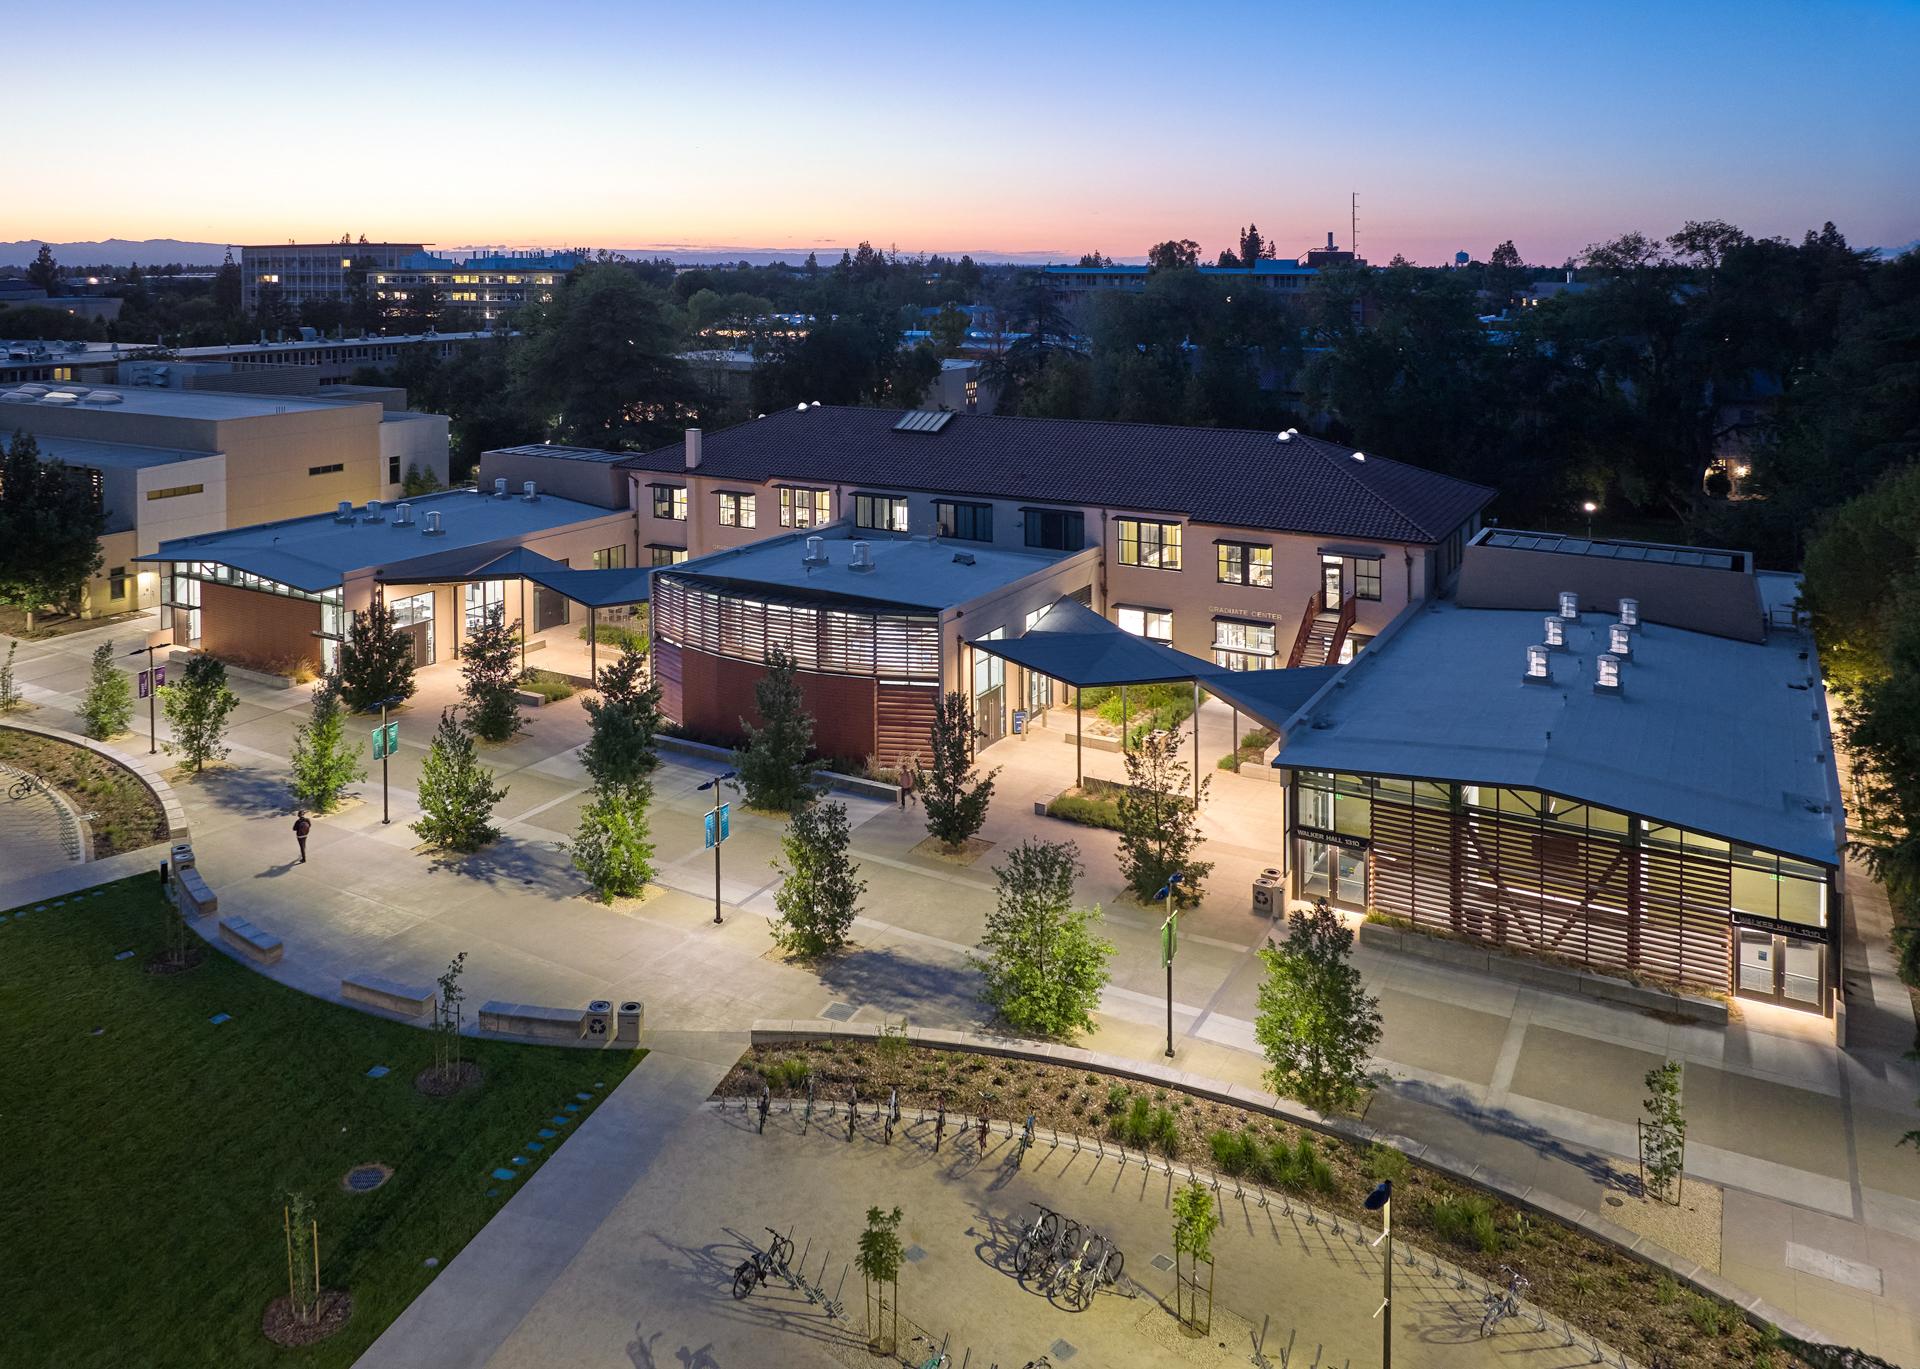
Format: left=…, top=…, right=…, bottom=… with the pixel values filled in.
left=10, top=0, right=1916, bottom=263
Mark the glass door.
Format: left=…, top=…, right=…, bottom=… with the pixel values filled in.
left=1321, top=558, right=1343, bottom=611
left=1734, top=927, right=1827, bottom=1011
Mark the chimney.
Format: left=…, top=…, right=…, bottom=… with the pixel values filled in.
left=849, top=541, right=875, bottom=572
left=1523, top=643, right=1552, bottom=683
left=1557, top=590, right=1579, bottom=621
left=1326, top=231, right=1336, bottom=250
left=1543, top=616, right=1565, bottom=649
left=493, top=477, right=508, bottom=498
left=684, top=427, right=703, bottom=470
left=522, top=480, right=538, bottom=501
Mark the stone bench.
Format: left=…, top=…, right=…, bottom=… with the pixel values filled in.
left=217, top=916, right=282, bottom=965
left=175, top=866, right=217, bottom=918
left=480, top=999, right=589, bottom=1042
left=341, top=973, right=436, bottom=1020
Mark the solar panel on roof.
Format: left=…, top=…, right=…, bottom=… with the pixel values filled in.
left=892, top=410, right=953, bottom=434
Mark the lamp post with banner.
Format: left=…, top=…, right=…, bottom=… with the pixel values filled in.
left=698, top=770, right=735, bottom=925
left=127, top=629, right=173, bottom=755
left=370, top=695, right=405, bottom=825
left=1155, top=871, right=1184, bottom=1058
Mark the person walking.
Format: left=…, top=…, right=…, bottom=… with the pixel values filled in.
left=292, top=810, right=312, bottom=863
left=897, top=758, right=916, bottom=811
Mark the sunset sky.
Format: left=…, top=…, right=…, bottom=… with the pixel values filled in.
left=10, top=0, right=1917, bottom=264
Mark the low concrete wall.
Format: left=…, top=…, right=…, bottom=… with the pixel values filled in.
left=0, top=720, right=188, bottom=841
left=658, top=732, right=901, bottom=805
left=749, top=1017, right=1834, bottom=1352
left=1357, top=919, right=1729, bottom=1025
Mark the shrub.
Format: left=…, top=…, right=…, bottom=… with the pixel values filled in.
left=580, top=620, right=648, bottom=653
left=1365, top=1143, right=1411, bottom=1187
left=762, top=1057, right=809, bottom=1091
left=1104, top=1083, right=1130, bottom=1115
left=519, top=669, right=574, bottom=702
left=1045, top=792, right=1124, bottom=832
left=1427, top=1193, right=1500, bottom=1255
left=1685, top=1295, right=1736, bottom=1337
left=1268, top=1136, right=1335, bottom=1194
left=1208, top=1129, right=1262, bottom=1177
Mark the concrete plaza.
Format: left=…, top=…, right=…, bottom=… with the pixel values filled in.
left=5, top=613, right=1920, bottom=1363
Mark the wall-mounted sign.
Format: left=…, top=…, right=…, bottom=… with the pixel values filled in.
left=1730, top=910, right=1831, bottom=942
left=1296, top=824, right=1369, bottom=853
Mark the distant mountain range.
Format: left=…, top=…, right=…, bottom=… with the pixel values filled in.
left=0, top=238, right=226, bottom=268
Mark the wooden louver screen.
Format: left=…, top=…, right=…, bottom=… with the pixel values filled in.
left=651, top=575, right=940, bottom=680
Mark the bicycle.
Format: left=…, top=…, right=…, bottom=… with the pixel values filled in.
left=1079, top=1233, right=1124, bottom=1305
left=1025, top=1213, right=1082, bottom=1285
left=1013, top=1202, right=1061, bottom=1275
left=1479, top=1265, right=1530, bottom=1336
left=909, top=1333, right=950, bottom=1369
left=731, top=1243, right=779, bottom=1300
left=762, top=1226, right=794, bottom=1274
left=1014, top=1112, right=1036, bottom=1167
left=8, top=775, right=37, bottom=801
left=1050, top=1229, right=1097, bottom=1302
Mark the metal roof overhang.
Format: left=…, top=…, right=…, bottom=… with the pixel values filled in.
left=376, top=546, right=650, bottom=607
left=132, top=547, right=342, bottom=594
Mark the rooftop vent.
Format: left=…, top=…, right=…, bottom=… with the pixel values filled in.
left=334, top=500, right=355, bottom=522
left=802, top=535, right=827, bottom=567
left=522, top=480, right=538, bottom=502
left=393, top=502, right=414, bottom=526
left=1595, top=653, right=1623, bottom=693
left=81, top=391, right=122, bottom=405
left=1523, top=644, right=1552, bottom=684
left=1557, top=590, right=1579, bottom=620
left=493, top=477, right=508, bottom=498
left=1543, top=616, right=1566, bottom=649
left=849, top=540, right=875, bottom=573
left=1619, top=597, right=1639, bottom=628
left=1609, top=622, right=1633, bottom=656
left=952, top=552, right=976, bottom=566
left=422, top=510, right=445, bottom=536
left=893, top=409, right=953, bottom=434
left=363, top=499, right=384, bottom=523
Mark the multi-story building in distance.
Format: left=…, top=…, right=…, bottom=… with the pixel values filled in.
left=237, top=242, right=428, bottom=314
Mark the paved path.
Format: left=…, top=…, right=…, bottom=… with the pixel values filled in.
left=5, top=616, right=1918, bottom=1363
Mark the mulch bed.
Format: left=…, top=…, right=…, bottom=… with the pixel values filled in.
left=261, top=1290, right=352, bottom=1347
left=719, top=1039, right=1813, bottom=1369
left=144, top=947, right=206, bottom=976
left=0, top=727, right=170, bottom=856
left=413, top=1062, right=484, bottom=1098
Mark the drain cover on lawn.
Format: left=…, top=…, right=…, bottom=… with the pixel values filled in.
left=1050, top=1340, right=1077, bottom=1361
left=1150, top=1253, right=1175, bottom=1272
left=208, top=1013, right=232, bottom=1025
left=575, top=1092, right=593, bottom=1101
left=537, top=1128, right=557, bottom=1139
left=903, top=1245, right=927, bottom=1264
left=114, top=950, right=134, bottom=960
left=365, top=1065, right=391, bottom=1079
left=820, top=1002, right=857, bottom=1021
left=342, top=1164, right=392, bottom=1193
left=549, top=1115, right=570, bottom=1126
left=490, top=1168, right=516, bottom=1182
left=527, top=1141, right=545, bottom=1152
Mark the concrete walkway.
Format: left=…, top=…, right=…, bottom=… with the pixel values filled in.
left=5, top=616, right=1918, bottom=1363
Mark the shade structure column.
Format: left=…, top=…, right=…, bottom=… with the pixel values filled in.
left=589, top=605, right=597, bottom=686
left=1075, top=692, right=1083, bottom=788
left=518, top=579, right=527, bottom=673
left=1192, top=678, right=1201, bottom=807
left=1121, top=685, right=1128, bottom=754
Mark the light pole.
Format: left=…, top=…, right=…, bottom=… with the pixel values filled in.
left=127, top=628, right=174, bottom=755
left=374, top=694, right=405, bottom=825
left=1581, top=500, right=1598, bottom=538
left=1367, top=1179, right=1394, bottom=1368
left=1154, top=871, right=1184, bottom=1058
left=698, top=770, right=736, bottom=925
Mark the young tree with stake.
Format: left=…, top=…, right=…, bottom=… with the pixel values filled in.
left=459, top=611, right=523, bottom=742
left=917, top=688, right=999, bottom=850
left=769, top=799, right=865, bottom=958
left=857, top=1205, right=905, bottom=1356
left=973, top=838, right=1113, bottom=1039
left=1116, top=729, right=1212, bottom=903
left=573, top=643, right=663, bottom=899
left=1253, top=901, right=1382, bottom=1113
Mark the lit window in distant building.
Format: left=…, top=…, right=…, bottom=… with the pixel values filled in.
left=649, top=545, right=688, bottom=567
left=779, top=487, right=831, bottom=527
left=1212, top=617, right=1276, bottom=670
left=1355, top=557, right=1382, bottom=601
left=854, top=493, right=909, bottom=532
left=651, top=484, right=687, bottom=521
left=1115, top=605, right=1172, bottom=641
left=1117, top=518, right=1182, bottom=570
left=1216, top=542, right=1272, bottom=587
left=592, top=545, right=628, bottom=570
left=717, top=492, right=756, bottom=528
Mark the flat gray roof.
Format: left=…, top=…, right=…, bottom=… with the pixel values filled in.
left=141, top=487, right=620, bottom=592
left=25, top=433, right=208, bottom=471
left=669, top=527, right=1073, bottom=612
left=488, top=442, right=629, bottom=464
left=1276, top=598, right=1841, bottom=865
left=0, top=384, right=355, bottom=420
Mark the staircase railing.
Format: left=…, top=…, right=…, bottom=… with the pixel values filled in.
left=1325, top=594, right=1359, bottom=666
left=1286, top=593, right=1319, bottom=668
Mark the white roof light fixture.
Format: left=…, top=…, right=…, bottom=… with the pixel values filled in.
left=1619, top=597, right=1639, bottom=628
left=1543, top=616, right=1566, bottom=648
left=1609, top=622, right=1633, bottom=657
left=1523, top=644, right=1552, bottom=683
left=1557, top=590, right=1579, bottom=620
left=1595, top=653, right=1622, bottom=692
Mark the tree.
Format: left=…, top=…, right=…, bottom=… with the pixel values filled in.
left=1171, top=1179, right=1219, bottom=1333
left=1114, top=728, right=1212, bottom=902
left=283, top=1191, right=322, bottom=1327
left=917, top=689, right=998, bottom=850
left=160, top=652, right=239, bottom=773
left=1488, top=240, right=1523, bottom=271
left=581, top=642, right=662, bottom=787
left=1253, top=902, right=1383, bottom=1113
left=0, top=432, right=106, bottom=630
left=26, top=243, right=59, bottom=293
left=212, top=248, right=242, bottom=319
left=571, top=782, right=656, bottom=900
left=412, top=708, right=508, bottom=851
left=734, top=645, right=815, bottom=811
left=287, top=678, right=365, bottom=813
left=1076, top=251, right=1113, bottom=269
left=1238, top=223, right=1276, bottom=265
left=973, top=838, right=1113, bottom=1039
left=0, top=640, right=20, bottom=712
left=335, top=599, right=417, bottom=713
left=78, top=641, right=133, bottom=739
left=769, top=799, right=865, bottom=958
left=400, top=463, right=440, bottom=496
left=929, top=302, right=970, bottom=357
left=459, top=610, right=522, bottom=742
left=856, top=1206, right=905, bottom=1356
left=1640, top=1059, right=1687, bottom=1203
left=1147, top=239, right=1201, bottom=270
left=433, top=951, right=469, bottom=1085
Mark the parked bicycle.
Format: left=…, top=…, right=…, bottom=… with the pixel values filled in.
left=730, top=1229, right=794, bottom=1300
left=908, top=1333, right=950, bottom=1369
left=8, top=775, right=39, bottom=801
left=1070, top=1233, right=1124, bottom=1308
left=1013, top=1203, right=1061, bottom=1274
left=1479, top=1265, right=1530, bottom=1336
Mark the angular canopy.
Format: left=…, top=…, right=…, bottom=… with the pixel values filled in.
left=378, top=545, right=650, bottom=608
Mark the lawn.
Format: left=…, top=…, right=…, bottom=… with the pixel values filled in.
left=0, top=875, right=645, bottom=1368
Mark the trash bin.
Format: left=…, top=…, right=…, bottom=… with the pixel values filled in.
left=171, top=842, right=195, bottom=871
left=584, top=999, right=613, bottom=1042
left=1252, top=873, right=1281, bottom=916
left=616, top=1000, right=644, bottom=1045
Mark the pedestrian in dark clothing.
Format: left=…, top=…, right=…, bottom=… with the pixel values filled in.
left=293, top=811, right=312, bottom=863
left=897, top=759, right=916, bottom=811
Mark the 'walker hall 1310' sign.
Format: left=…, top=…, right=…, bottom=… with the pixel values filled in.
left=1296, top=825, right=1370, bottom=853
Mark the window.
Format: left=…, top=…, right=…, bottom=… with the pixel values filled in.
left=1117, top=518, right=1181, bottom=570
left=1216, top=542, right=1273, bottom=587
left=308, top=463, right=344, bottom=477
left=650, top=545, right=688, bottom=567
left=1115, top=605, right=1172, bottom=641
left=1024, top=604, right=1052, bottom=632
left=717, top=492, right=756, bottom=528
left=651, top=484, right=687, bottom=521
left=592, top=545, right=627, bottom=570
left=146, top=483, right=204, bottom=501
left=779, top=486, right=831, bottom=528
left=1212, top=618, right=1276, bottom=670
left=108, top=566, right=128, bottom=600
left=855, top=493, right=909, bottom=532
left=1023, top=507, right=1084, bottom=551
left=936, top=500, right=993, bottom=542
left=387, top=453, right=401, bottom=485
left=462, top=580, right=505, bottom=634
left=1355, top=557, right=1382, bottom=601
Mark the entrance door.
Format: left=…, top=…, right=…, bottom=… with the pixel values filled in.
left=1735, top=927, right=1827, bottom=1010
left=534, top=585, right=569, bottom=633
left=389, top=591, right=435, bottom=667
left=972, top=636, right=1005, bottom=746
left=1296, top=835, right=1366, bottom=908
left=1321, top=558, right=1343, bottom=611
